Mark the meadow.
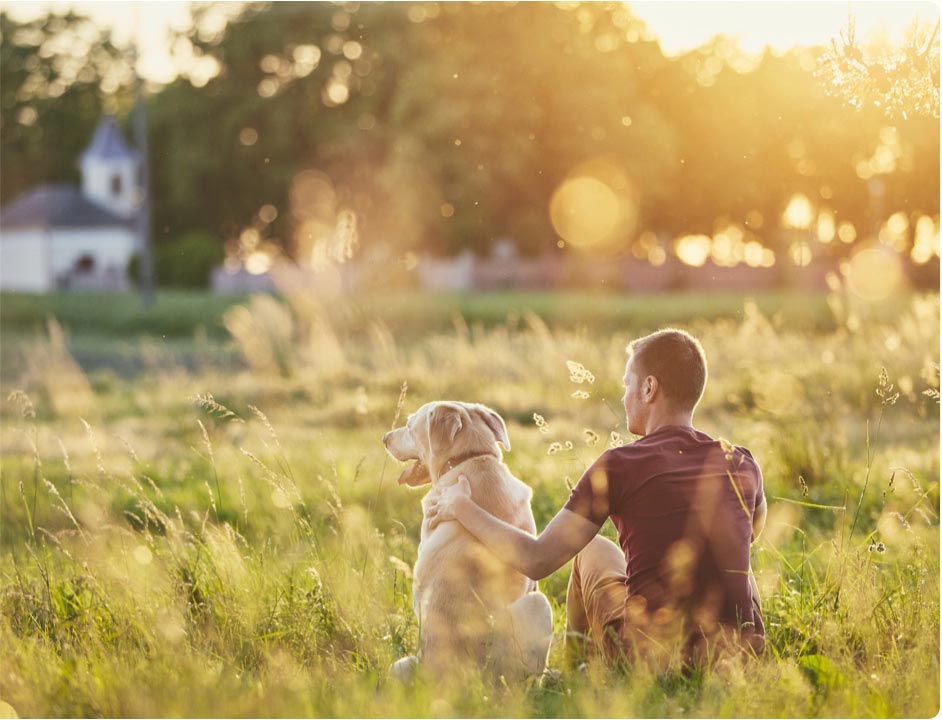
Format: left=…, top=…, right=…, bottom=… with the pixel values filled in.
left=0, top=286, right=939, bottom=718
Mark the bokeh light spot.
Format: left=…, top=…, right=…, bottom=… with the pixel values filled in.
left=782, top=193, right=814, bottom=230
left=674, top=234, right=711, bottom=267
left=245, top=251, right=273, bottom=275
left=133, top=545, right=153, bottom=565
left=549, top=158, right=637, bottom=253
left=259, top=204, right=278, bottom=224
left=789, top=240, right=813, bottom=267
left=816, top=209, right=835, bottom=243
left=550, top=176, right=620, bottom=250
left=342, top=41, right=363, bottom=60
left=846, top=246, right=905, bottom=301
left=838, top=221, right=857, bottom=244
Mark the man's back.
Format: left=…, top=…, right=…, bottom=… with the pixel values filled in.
left=565, top=424, right=764, bottom=656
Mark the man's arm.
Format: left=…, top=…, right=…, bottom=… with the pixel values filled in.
left=426, top=475, right=601, bottom=581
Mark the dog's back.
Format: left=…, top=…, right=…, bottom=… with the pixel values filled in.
left=414, top=457, right=536, bottom=669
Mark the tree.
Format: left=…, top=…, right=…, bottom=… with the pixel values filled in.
left=0, top=11, right=133, bottom=203
left=816, top=17, right=940, bottom=120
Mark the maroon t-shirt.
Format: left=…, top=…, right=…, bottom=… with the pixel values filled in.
left=565, top=424, right=764, bottom=646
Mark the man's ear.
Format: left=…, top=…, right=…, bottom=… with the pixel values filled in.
left=644, top=375, right=658, bottom=403
left=474, top=406, right=511, bottom=451
left=427, top=404, right=463, bottom=454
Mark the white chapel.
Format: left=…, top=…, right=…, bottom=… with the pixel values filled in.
left=0, top=116, right=141, bottom=292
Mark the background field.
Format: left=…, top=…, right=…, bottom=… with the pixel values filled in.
left=0, top=288, right=939, bottom=717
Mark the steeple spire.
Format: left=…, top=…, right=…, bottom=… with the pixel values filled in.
left=80, top=115, right=139, bottom=218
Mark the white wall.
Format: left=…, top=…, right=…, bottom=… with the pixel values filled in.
left=417, top=251, right=474, bottom=291
left=81, top=157, right=139, bottom=218
left=0, top=230, right=51, bottom=292
left=49, top=228, right=138, bottom=280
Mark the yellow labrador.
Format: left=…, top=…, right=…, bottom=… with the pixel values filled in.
left=383, top=401, right=553, bottom=680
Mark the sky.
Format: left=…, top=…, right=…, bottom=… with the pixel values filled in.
left=0, top=1, right=938, bottom=83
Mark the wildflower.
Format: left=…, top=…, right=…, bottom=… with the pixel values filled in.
left=890, top=511, right=910, bottom=529
left=571, top=390, right=590, bottom=399
left=533, top=413, right=549, bottom=434
left=193, top=393, right=244, bottom=423
left=719, top=437, right=735, bottom=460
left=566, top=360, right=596, bottom=384
left=564, top=441, right=574, bottom=450
left=547, top=442, right=563, bottom=455
left=6, top=390, right=35, bottom=420
left=876, top=542, right=886, bottom=553
left=915, top=507, right=933, bottom=525
left=799, top=475, right=809, bottom=497
left=584, top=429, right=599, bottom=447
left=609, top=431, right=623, bottom=448
left=876, top=367, right=899, bottom=405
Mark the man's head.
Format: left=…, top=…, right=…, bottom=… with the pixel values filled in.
left=622, top=329, right=708, bottom=435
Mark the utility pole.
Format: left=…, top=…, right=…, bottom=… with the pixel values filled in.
left=132, top=34, right=155, bottom=308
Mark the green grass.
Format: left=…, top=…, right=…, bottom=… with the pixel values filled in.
left=0, top=288, right=939, bottom=717
left=0, top=288, right=923, bottom=339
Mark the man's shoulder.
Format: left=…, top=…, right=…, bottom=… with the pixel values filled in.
left=589, top=440, right=657, bottom=473
left=731, top=444, right=761, bottom=469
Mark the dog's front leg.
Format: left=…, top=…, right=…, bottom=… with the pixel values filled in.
left=390, top=655, right=418, bottom=683
left=508, top=592, right=554, bottom=677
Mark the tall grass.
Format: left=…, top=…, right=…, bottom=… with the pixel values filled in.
left=0, top=289, right=938, bottom=717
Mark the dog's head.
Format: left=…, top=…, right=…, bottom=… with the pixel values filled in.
left=382, top=401, right=511, bottom=487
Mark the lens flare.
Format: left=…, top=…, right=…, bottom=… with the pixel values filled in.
left=846, top=246, right=905, bottom=301
left=550, top=176, right=620, bottom=249
left=549, top=157, right=637, bottom=253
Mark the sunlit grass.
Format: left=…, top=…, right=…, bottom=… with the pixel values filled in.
left=0, top=289, right=938, bottom=717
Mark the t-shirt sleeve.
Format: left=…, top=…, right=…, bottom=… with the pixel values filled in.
left=563, top=450, right=612, bottom=526
left=753, top=458, right=765, bottom=513
left=736, top=446, right=765, bottom=513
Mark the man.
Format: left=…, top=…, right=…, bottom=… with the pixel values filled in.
left=426, top=328, right=767, bottom=668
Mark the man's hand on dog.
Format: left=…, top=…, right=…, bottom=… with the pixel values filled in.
left=426, top=474, right=472, bottom=530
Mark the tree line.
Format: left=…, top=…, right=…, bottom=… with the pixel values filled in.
left=1, top=3, right=939, bottom=268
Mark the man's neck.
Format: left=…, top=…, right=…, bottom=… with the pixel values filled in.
left=643, top=411, right=694, bottom=436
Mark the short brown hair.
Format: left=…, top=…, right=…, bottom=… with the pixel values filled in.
left=626, top=329, right=707, bottom=411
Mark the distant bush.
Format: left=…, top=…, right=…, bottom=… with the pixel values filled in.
left=128, top=232, right=224, bottom=289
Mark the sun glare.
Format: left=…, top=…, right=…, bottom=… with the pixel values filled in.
left=549, top=157, right=638, bottom=253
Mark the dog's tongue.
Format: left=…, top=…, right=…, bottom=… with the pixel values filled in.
left=397, top=460, right=431, bottom=487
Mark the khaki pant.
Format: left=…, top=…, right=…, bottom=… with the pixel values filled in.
left=566, top=535, right=765, bottom=665
left=566, top=535, right=629, bottom=660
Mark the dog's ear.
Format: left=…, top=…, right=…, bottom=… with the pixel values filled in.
left=427, top=403, right=463, bottom=454
left=475, top=406, right=511, bottom=451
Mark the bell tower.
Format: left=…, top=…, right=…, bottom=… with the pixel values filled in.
left=80, top=115, right=139, bottom=218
